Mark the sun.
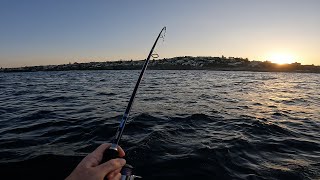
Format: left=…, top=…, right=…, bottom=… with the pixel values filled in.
left=269, top=54, right=295, bottom=64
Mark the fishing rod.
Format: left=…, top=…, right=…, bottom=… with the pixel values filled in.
left=101, top=27, right=166, bottom=179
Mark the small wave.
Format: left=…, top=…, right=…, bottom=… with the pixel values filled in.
left=12, top=90, right=30, bottom=96
left=239, top=105, right=250, bottom=109
left=255, top=76, right=278, bottom=80
left=281, top=98, right=309, bottom=105
left=278, top=138, right=320, bottom=152
left=3, top=121, right=54, bottom=134
left=23, top=110, right=56, bottom=121
left=45, top=96, right=75, bottom=102
left=33, top=95, right=75, bottom=103
left=142, top=96, right=167, bottom=101
left=268, top=105, right=277, bottom=108
left=272, top=112, right=289, bottom=117
left=253, top=102, right=263, bottom=106
left=232, top=118, right=294, bottom=137
left=199, top=94, right=221, bottom=100
left=75, top=107, right=96, bottom=114
left=96, top=92, right=116, bottom=96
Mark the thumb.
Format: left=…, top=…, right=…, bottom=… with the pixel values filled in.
left=97, top=158, right=126, bottom=175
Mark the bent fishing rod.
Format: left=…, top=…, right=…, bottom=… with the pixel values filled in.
left=100, top=27, right=166, bottom=178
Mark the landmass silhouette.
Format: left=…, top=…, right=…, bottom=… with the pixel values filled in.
left=1, top=56, right=319, bottom=73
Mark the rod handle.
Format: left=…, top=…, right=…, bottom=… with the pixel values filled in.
left=101, top=148, right=119, bottom=164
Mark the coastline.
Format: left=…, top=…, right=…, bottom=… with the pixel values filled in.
left=1, top=56, right=319, bottom=73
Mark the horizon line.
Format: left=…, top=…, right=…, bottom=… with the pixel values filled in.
left=0, top=55, right=320, bottom=69
left=1, top=55, right=318, bottom=69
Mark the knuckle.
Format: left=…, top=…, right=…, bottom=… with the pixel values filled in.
left=108, top=159, right=119, bottom=167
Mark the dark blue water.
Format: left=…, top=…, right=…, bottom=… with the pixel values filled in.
left=0, top=70, right=319, bottom=179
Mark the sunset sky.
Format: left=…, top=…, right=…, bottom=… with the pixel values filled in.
left=0, top=0, right=319, bottom=68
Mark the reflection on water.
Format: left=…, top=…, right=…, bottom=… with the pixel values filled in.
left=0, top=70, right=319, bottom=179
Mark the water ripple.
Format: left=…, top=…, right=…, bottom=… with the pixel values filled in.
left=0, top=70, right=319, bottom=179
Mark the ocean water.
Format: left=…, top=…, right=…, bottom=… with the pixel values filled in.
left=0, top=70, right=319, bottom=180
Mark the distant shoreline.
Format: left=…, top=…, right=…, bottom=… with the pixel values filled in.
left=1, top=56, right=320, bottom=73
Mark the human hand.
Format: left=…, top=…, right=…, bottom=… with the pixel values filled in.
left=66, top=143, right=126, bottom=180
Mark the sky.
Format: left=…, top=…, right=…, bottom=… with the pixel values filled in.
left=0, top=0, right=319, bottom=68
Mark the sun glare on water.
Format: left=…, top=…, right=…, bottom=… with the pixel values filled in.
left=269, top=54, right=295, bottom=65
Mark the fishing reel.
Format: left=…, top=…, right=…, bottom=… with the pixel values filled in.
left=120, top=164, right=142, bottom=180
left=102, top=144, right=142, bottom=180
